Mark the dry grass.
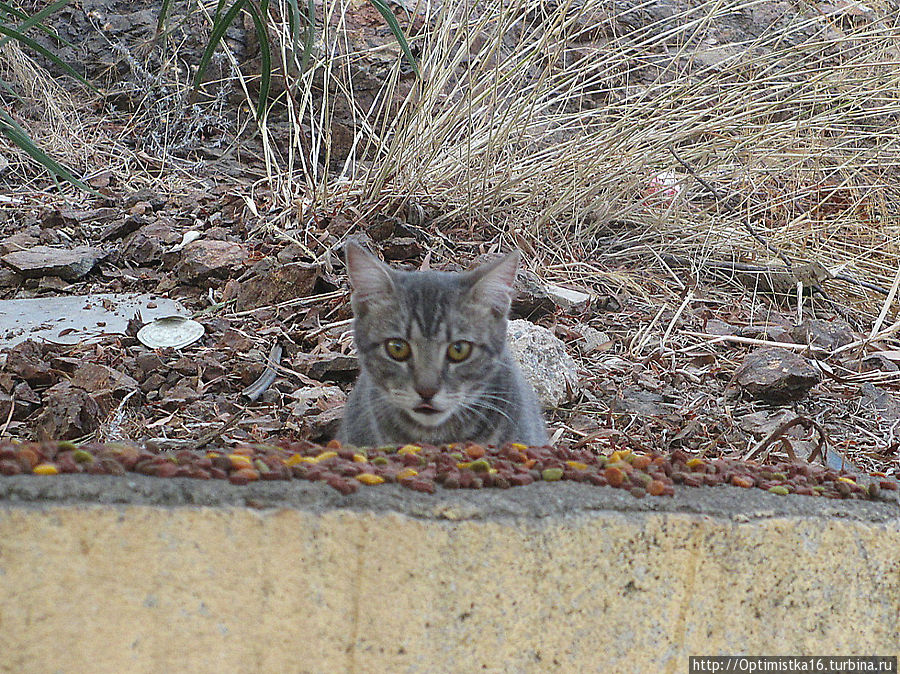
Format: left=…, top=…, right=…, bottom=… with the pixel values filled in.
left=3, top=0, right=900, bottom=320
left=242, top=0, right=900, bottom=322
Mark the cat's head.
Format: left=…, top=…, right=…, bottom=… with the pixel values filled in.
left=344, top=241, right=519, bottom=428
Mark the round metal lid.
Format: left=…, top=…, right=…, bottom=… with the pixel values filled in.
left=137, top=316, right=205, bottom=349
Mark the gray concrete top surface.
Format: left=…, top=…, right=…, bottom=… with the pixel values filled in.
left=0, top=474, right=897, bottom=523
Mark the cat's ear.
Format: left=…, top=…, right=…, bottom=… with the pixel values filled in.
left=344, top=241, right=394, bottom=301
left=467, top=250, right=520, bottom=316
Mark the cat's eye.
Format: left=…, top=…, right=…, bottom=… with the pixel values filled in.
left=446, top=340, right=473, bottom=363
left=384, top=338, right=411, bottom=361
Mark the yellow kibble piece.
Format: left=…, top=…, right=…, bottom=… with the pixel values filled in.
left=33, top=463, right=58, bottom=475
left=488, top=468, right=498, bottom=475
left=228, top=454, right=253, bottom=468
left=396, top=468, right=418, bottom=480
left=314, top=451, right=338, bottom=462
left=566, top=461, right=589, bottom=471
left=457, top=461, right=472, bottom=469
left=398, top=444, right=421, bottom=455
left=355, top=473, right=386, bottom=485
left=837, top=477, right=856, bottom=485
left=206, top=451, right=221, bottom=459
left=511, top=443, right=528, bottom=451
left=284, top=454, right=316, bottom=466
left=610, top=450, right=631, bottom=463
left=685, top=458, right=705, bottom=468
left=352, top=453, right=368, bottom=463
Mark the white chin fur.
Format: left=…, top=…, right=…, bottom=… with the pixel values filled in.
left=407, top=409, right=452, bottom=427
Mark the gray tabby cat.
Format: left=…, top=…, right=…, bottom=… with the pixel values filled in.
left=337, top=242, right=548, bottom=447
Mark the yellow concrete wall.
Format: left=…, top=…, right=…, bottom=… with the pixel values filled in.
left=0, top=505, right=898, bottom=673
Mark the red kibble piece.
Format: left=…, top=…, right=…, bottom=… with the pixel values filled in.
left=587, top=473, right=608, bottom=486
left=465, top=444, right=486, bottom=459
left=210, top=467, right=229, bottom=480
left=155, top=463, right=178, bottom=478
left=731, top=475, right=754, bottom=488
left=632, top=455, right=652, bottom=470
left=229, top=468, right=259, bottom=485
left=326, top=439, right=341, bottom=450
left=0, top=459, right=23, bottom=475
left=326, top=475, right=358, bottom=494
left=509, top=473, right=534, bottom=486
left=404, top=478, right=436, bottom=493
left=604, top=466, right=626, bottom=487
left=647, top=480, right=666, bottom=496
left=879, top=480, right=898, bottom=491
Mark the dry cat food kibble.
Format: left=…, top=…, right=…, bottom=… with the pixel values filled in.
left=0, top=440, right=896, bottom=501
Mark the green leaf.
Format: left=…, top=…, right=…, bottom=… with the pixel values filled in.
left=193, top=0, right=248, bottom=89
left=0, top=23, right=95, bottom=92
left=0, top=109, right=96, bottom=194
left=0, top=0, right=74, bottom=49
left=368, top=0, right=418, bottom=76
left=193, top=0, right=272, bottom=121
left=157, top=0, right=173, bottom=36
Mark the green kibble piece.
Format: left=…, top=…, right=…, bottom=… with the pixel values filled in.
left=542, top=467, right=564, bottom=481
left=773, top=472, right=787, bottom=481
left=768, top=485, right=790, bottom=495
left=57, top=441, right=78, bottom=452
left=450, top=453, right=464, bottom=461
left=371, top=456, right=389, bottom=466
left=469, top=459, right=491, bottom=473
left=812, top=485, right=826, bottom=493
left=72, top=449, right=94, bottom=463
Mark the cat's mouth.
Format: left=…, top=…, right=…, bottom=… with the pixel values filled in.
left=413, top=403, right=442, bottom=415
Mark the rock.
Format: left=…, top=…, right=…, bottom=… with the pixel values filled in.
left=576, top=325, right=611, bottom=353
left=295, top=352, right=359, bottom=381
left=506, top=319, right=578, bottom=407
left=3, top=340, right=53, bottom=386
left=790, top=318, right=854, bottom=350
left=737, top=409, right=800, bottom=438
left=101, top=213, right=148, bottom=241
left=511, top=270, right=557, bottom=319
left=34, top=381, right=101, bottom=440
left=0, top=228, right=41, bottom=254
left=545, top=283, right=591, bottom=311
left=735, top=347, right=821, bottom=402
left=1, top=245, right=105, bottom=281
left=117, top=220, right=179, bottom=265
left=174, top=240, right=248, bottom=283
left=381, top=237, right=423, bottom=261
left=71, top=363, right=139, bottom=394
left=71, top=363, right=140, bottom=415
left=611, top=387, right=669, bottom=417
left=235, top=262, right=321, bottom=310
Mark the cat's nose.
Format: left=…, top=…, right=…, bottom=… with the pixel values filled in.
left=415, top=385, right=438, bottom=401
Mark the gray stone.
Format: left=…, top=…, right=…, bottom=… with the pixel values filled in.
left=174, top=240, right=248, bottom=283
left=577, top=325, right=611, bottom=353
left=735, top=347, right=821, bottom=402
left=545, top=283, right=591, bottom=310
left=790, top=318, right=854, bottom=350
left=506, top=319, right=578, bottom=407
left=1, top=245, right=105, bottom=281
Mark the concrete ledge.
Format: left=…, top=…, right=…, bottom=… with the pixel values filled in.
left=1, top=477, right=898, bottom=673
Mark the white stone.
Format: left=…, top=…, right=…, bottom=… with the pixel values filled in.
left=506, top=319, right=579, bottom=408
left=545, top=283, right=591, bottom=310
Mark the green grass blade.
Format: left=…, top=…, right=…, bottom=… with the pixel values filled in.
left=193, top=0, right=248, bottom=89
left=0, top=23, right=95, bottom=91
left=0, top=109, right=95, bottom=193
left=157, top=0, right=172, bottom=35
left=0, top=0, right=73, bottom=48
left=368, top=0, right=418, bottom=75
